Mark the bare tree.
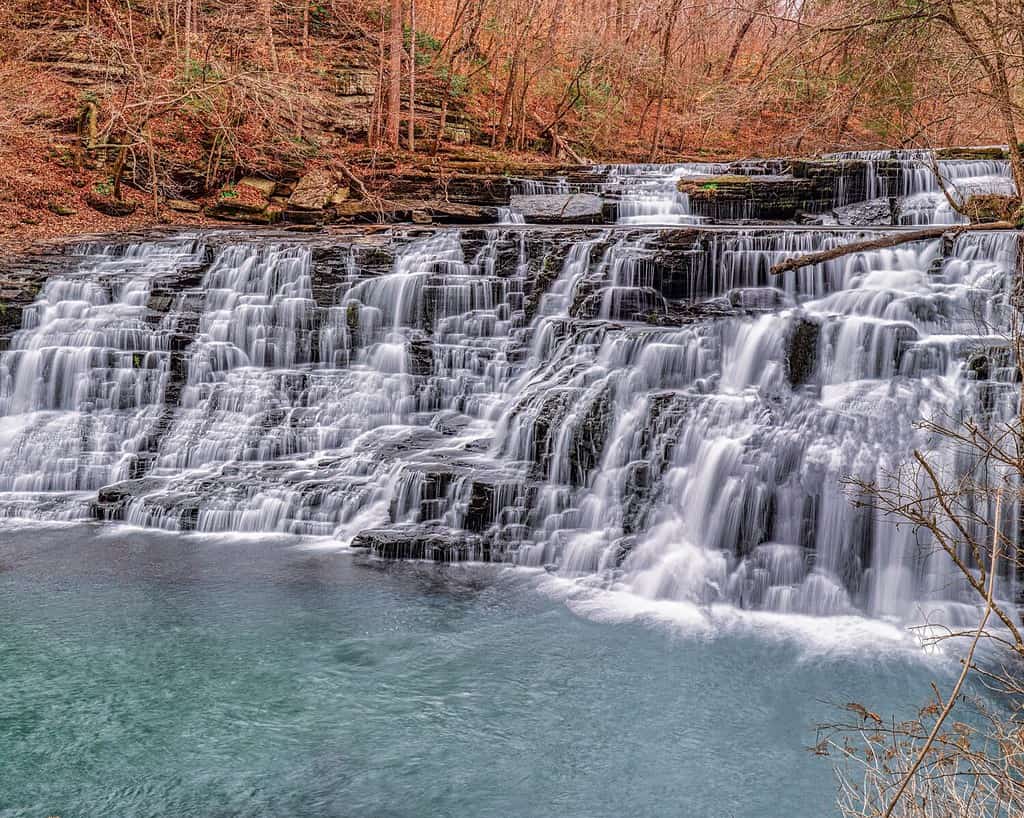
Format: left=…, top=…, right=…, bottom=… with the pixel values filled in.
left=408, top=0, right=416, bottom=151
left=386, top=0, right=403, bottom=146
left=817, top=242, right=1024, bottom=817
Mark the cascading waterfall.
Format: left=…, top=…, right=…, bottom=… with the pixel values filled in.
left=0, top=240, right=205, bottom=517
left=599, top=162, right=729, bottom=224
left=0, top=162, right=1019, bottom=627
left=825, top=149, right=1015, bottom=224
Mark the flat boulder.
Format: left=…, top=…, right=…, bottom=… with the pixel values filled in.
left=209, top=181, right=278, bottom=222
left=827, top=199, right=894, bottom=226
left=427, top=201, right=497, bottom=223
left=287, top=170, right=337, bottom=213
left=509, top=192, right=605, bottom=224
left=84, top=191, right=137, bottom=216
left=166, top=198, right=202, bottom=213
left=238, top=176, right=277, bottom=198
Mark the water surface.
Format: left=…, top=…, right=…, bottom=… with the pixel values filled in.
left=0, top=524, right=945, bottom=818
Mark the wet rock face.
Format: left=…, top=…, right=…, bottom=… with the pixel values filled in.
left=93, top=477, right=169, bottom=520
left=679, top=175, right=820, bottom=221
left=352, top=526, right=491, bottom=561
left=0, top=251, right=76, bottom=349
left=649, top=229, right=705, bottom=300
left=509, top=193, right=606, bottom=224
left=786, top=318, right=820, bottom=387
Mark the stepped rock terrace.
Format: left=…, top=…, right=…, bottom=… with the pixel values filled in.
left=1, top=189, right=1020, bottom=626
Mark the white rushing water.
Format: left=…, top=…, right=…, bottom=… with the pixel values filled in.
left=825, top=149, right=1015, bottom=224
left=597, top=163, right=728, bottom=224
left=0, top=156, right=1019, bottom=628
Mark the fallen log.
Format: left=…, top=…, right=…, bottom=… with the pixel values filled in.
left=770, top=221, right=1016, bottom=276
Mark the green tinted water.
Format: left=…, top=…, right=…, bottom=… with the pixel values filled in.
left=0, top=524, right=946, bottom=818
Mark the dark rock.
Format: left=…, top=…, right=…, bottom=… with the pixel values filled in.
left=92, top=476, right=169, bottom=520
left=407, top=337, right=433, bottom=376
left=84, top=191, right=137, bottom=216
left=567, top=386, right=612, bottom=485
left=787, top=317, right=820, bottom=387
left=352, top=526, right=491, bottom=562
left=678, top=174, right=818, bottom=221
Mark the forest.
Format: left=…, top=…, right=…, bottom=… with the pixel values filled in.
left=1, top=0, right=1023, bottom=243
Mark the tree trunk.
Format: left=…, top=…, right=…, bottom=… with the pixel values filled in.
left=112, top=143, right=129, bottom=202
left=261, top=0, right=278, bottom=71
left=302, top=0, right=310, bottom=58
left=648, top=0, right=682, bottom=162
left=370, top=10, right=387, bottom=147
left=183, top=0, right=191, bottom=66
left=770, top=223, right=1015, bottom=276
left=991, top=65, right=1024, bottom=196
left=407, top=0, right=416, bottom=151
left=386, top=0, right=403, bottom=146
left=721, top=12, right=756, bottom=79
left=433, top=80, right=450, bottom=154
left=494, top=54, right=518, bottom=149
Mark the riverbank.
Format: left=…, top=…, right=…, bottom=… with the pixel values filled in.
left=0, top=128, right=570, bottom=253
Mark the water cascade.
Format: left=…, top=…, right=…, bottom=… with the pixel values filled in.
left=825, top=149, right=1015, bottom=224
left=1, top=159, right=1020, bottom=627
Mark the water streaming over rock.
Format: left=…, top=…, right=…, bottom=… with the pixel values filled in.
left=1, top=159, right=1020, bottom=626
left=825, top=149, right=1015, bottom=224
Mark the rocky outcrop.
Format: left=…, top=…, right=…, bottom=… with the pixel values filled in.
left=509, top=193, right=605, bottom=224
left=208, top=178, right=282, bottom=223
left=678, top=175, right=819, bottom=221
left=286, top=170, right=339, bottom=223
left=935, top=147, right=1010, bottom=160
left=352, top=526, right=492, bottom=561
left=93, top=477, right=169, bottom=520
left=0, top=249, right=75, bottom=348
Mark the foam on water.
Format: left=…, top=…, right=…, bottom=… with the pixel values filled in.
left=531, top=570, right=938, bottom=663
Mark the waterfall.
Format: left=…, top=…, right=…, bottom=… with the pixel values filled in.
left=0, top=159, right=1019, bottom=625
left=825, top=149, right=1015, bottom=224
left=597, top=163, right=729, bottom=224
left=0, top=240, right=204, bottom=517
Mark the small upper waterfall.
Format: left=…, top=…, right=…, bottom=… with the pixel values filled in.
left=597, top=163, right=728, bottom=224
left=825, top=149, right=1016, bottom=224
left=1, top=153, right=1019, bottom=627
